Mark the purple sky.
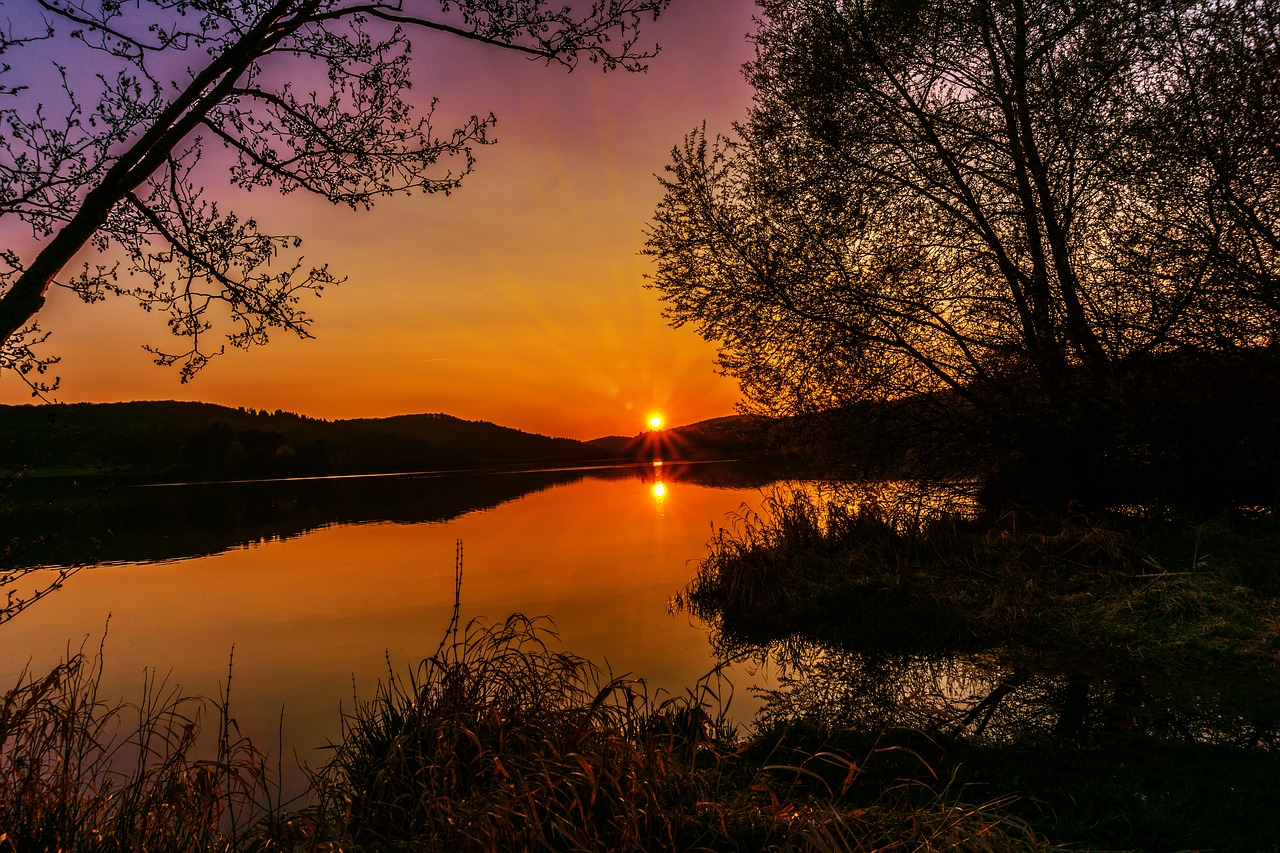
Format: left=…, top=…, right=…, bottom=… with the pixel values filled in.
left=0, top=0, right=762, bottom=439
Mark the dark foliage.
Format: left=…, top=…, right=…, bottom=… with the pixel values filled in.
left=0, top=400, right=597, bottom=480
left=646, top=0, right=1280, bottom=513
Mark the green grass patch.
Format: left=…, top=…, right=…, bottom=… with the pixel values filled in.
left=673, top=489, right=1280, bottom=851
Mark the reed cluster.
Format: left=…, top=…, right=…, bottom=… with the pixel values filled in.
left=0, top=648, right=282, bottom=851
left=0, top=615, right=1049, bottom=852
left=307, top=612, right=1047, bottom=851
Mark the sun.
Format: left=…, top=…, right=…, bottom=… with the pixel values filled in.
left=648, top=413, right=664, bottom=430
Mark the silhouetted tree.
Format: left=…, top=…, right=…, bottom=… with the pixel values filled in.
left=0, top=0, right=670, bottom=387
left=646, top=0, right=1279, bottom=507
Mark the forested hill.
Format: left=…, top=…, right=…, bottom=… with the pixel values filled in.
left=584, top=415, right=768, bottom=461
left=0, top=401, right=599, bottom=481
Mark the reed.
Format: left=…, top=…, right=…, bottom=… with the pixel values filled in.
left=0, top=643, right=282, bottom=851
left=305, top=607, right=1047, bottom=851
left=0, top=624, right=1047, bottom=852
left=0, top=543, right=1053, bottom=851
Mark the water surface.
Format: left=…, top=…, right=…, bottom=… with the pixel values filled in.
left=1, top=461, right=785, bottom=787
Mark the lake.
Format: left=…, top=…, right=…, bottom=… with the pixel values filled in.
left=0, top=460, right=788, bottom=792
left=6, top=459, right=1279, bottom=851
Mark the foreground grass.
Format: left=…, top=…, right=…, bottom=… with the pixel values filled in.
left=0, top=650, right=280, bottom=851
left=0, top=614, right=1050, bottom=852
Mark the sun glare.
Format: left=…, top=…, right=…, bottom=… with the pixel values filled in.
left=651, top=481, right=666, bottom=499
left=648, top=414, right=664, bottom=430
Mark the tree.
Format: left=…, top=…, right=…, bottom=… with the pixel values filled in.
left=646, top=0, right=1279, bottom=507
left=0, top=0, right=671, bottom=387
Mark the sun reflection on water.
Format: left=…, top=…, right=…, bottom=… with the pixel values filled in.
left=647, top=460, right=668, bottom=512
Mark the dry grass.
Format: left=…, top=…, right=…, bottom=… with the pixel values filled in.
left=0, top=543, right=1055, bottom=851
left=305, top=605, right=1049, bottom=852
left=315, top=611, right=734, bottom=849
left=0, top=621, right=1050, bottom=852
left=0, top=642, right=285, bottom=852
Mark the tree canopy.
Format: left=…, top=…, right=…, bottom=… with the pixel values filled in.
left=646, top=0, right=1279, bottom=505
left=0, top=0, right=671, bottom=388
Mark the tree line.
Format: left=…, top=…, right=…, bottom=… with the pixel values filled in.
left=0, top=401, right=596, bottom=479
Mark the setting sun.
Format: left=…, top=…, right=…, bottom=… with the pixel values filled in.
left=648, top=414, right=664, bottom=430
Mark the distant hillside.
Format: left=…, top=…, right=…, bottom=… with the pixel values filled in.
left=0, top=401, right=602, bottom=481
left=343, top=414, right=589, bottom=463
left=586, top=415, right=769, bottom=461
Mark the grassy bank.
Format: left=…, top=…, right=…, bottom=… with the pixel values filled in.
left=676, top=489, right=1280, bottom=851
left=680, top=489, right=1280, bottom=677
left=0, top=615, right=1050, bottom=852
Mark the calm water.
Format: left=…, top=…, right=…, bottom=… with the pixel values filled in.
left=1, top=461, right=785, bottom=786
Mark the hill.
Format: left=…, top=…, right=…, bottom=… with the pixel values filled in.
left=0, top=401, right=602, bottom=481
left=585, top=415, right=768, bottom=461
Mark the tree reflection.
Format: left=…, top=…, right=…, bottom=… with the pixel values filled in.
left=1, top=460, right=786, bottom=568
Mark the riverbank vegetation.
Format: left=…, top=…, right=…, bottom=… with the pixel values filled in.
left=677, top=488, right=1280, bottom=851
left=1, top=612, right=1052, bottom=852
left=4, top=494, right=1276, bottom=851
left=681, top=490, right=1280, bottom=674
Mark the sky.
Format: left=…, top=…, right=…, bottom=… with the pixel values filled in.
left=0, top=0, right=760, bottom=440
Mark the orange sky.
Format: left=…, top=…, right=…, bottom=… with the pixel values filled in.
left=0, top=1, right=759, bottom=440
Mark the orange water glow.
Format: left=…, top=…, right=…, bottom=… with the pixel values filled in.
left=0, top=471, right=778, bottom=797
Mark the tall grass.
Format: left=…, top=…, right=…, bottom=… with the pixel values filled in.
left=308, top=605, right=1046, bottom=851
left=315, top=611, right=729, bottom=849
left=0, top=545, right=1053, bottom=851
left=0, top=642, right=282, bottom=851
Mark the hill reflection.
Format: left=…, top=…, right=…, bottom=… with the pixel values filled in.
left=3, top=460, right=787, bottom=568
